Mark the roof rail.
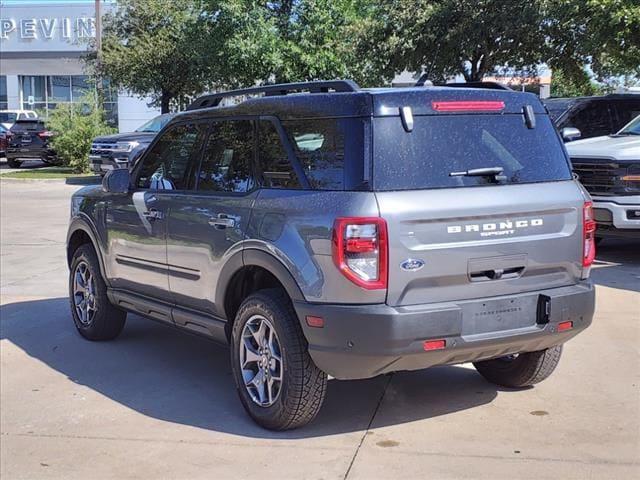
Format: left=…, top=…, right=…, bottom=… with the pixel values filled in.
left=432, top=81, right=513, bottom=91
left=187, top=80, right=360, bottom=111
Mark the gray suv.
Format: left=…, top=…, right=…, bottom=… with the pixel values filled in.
left=66, top=80, right=596, bottom=430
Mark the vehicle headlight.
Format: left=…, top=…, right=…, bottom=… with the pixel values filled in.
left=114, top=141, right=139, bottom=153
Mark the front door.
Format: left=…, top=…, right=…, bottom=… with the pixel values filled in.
left=105, top=122, right=206, bottom=301
left=166, top=119, right=257, bottom=318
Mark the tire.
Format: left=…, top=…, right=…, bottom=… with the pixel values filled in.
left=69, top=244, right=126, bottom=341
left=230, top=288, right=327, bottom=430
left=7, top=158, right=21, bottom=168
left=473, top=345, right=563, bottom=388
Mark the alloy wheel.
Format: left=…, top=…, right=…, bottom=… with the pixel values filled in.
left=73, top=261, right=97, bottom=326
left=239, top=315, right=283, bottom=407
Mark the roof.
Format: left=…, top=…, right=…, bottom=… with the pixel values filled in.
left=177, top=81, right=546, bottom=123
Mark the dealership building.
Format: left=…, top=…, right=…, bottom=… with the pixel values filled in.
left=0, top=0, right=159, bottom=132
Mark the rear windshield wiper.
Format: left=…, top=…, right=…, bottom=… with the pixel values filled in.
left=449, top=167, right=506, bottom=182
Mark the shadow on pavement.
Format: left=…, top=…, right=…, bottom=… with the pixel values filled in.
left=1, top=297, right=500, bottom=438
left=591, top=239, right=640, bottom=293
left=0, top=158, right=47, bottom=170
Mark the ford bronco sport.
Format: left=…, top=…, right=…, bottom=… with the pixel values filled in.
left=67, top=80, right=596, bottom=430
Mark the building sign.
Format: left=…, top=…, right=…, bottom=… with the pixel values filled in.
left=1, top=17, right=95, bottom=40
left=0, top=3, right=103, bottom=52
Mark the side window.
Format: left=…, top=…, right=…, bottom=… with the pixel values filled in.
left=257, top=120, right=301, bottom=189
left=137, top=123, right=205, bottom=190
left=570, top=102, right=612, bottom=137
left=283, top=119, right=345, bottom=190
left=197, top=120, right=255, bottom=193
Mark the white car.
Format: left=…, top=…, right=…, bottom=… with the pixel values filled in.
left=566, top=116, right=640, bottom=242
left=0, top=110, right=38, bottom=130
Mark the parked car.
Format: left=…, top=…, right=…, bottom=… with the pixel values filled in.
left=6, top=119, right=57, bottom=168
left=0, top=124, right=8, bottom=157
left=0, top=109, right=38, bottom=130
left=566, top=115, right=640, bottom=241
left=67, top=81, right=595, bottom=430
left=89, top=113, right=175, bottom=176
left=543, top=94, right=640, bottom=141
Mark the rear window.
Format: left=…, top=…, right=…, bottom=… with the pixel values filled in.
left=0, top=112, right=17, bottom=123
left=373, top=115, right=572, bottom=191
left=10, top=121, right=46, bottom=132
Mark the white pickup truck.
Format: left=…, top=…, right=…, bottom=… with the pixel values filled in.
left=566, top=116, right=640, bottom=242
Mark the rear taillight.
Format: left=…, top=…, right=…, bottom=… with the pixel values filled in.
left=332, top=217, right=388, bottom=290
left=583, top=201, right=596, bottom=268
left=38, top=131, right=54, bottom=139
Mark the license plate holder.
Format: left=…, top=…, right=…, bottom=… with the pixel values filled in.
left=461, top=295, right=538, bottom=335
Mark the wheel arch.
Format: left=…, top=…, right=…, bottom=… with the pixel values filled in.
left=67, top=218, right=109, bottom=284
left=218, top=248, right=306, bottom=338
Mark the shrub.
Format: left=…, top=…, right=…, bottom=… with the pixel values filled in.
left=47, top=96, right=115, bottom=173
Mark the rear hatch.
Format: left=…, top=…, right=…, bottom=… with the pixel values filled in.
left=372, top=92, right=585, bottom=306
left=9, top=120, right=50, bottom=149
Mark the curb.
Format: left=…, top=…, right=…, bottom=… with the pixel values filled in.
left=0, top=176, right=100, bottom=185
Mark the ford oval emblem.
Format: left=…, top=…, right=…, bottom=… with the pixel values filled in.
left=401, top=259, right=425, bottom=272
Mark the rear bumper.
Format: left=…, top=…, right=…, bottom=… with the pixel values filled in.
left=294, top=282, right=595, bottom=380
left=592, top=195, right=640, bottom=235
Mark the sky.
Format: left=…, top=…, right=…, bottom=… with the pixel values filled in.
left=1, top=0, right=115, bottom=4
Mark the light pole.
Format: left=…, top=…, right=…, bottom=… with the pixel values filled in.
left=95, top=0, right=102, bottom=57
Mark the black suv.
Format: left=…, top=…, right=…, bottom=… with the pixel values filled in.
left=6, top=120, right=57, bottom=168
left=89, top=113, right=175, bottom=175
left=544, top=94, right=640, bottom=141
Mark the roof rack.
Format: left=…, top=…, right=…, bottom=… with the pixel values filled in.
left=432, top=81, right=513, bottom=91
left=187, top=80, right=360, bottom=111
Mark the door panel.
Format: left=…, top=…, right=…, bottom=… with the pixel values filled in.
left=166, top=192, right=256, bottom=316
left=166, top=118, right=257, bottom=317
left=105, top=190, right=170, bottom=299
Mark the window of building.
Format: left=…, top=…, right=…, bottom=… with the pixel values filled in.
left=0, top=76, right=8, bottom=110
left=197, top=120, right=256, bottom=193
left=257, top=120, right=301, bottom=189
left=19, top=75, right=118, bottom=126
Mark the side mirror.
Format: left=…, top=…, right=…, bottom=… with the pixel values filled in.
left=562, top=127, right=581, bottom=142
left=102, top=168, right=131, bottom=194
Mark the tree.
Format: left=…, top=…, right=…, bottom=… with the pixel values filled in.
left=362, top=0, right=548, bottom=83
left=94, top=0, right=226, bottom=113
left=48, top=95, right=115, bottom=173
left=211, top=0, right=380, bottom=86
left=550, top=68, right=603, bottom=97
left=544, top=0, right=640, bottom=82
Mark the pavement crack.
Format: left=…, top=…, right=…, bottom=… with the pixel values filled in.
left=343, top=373, right=393, bottom=480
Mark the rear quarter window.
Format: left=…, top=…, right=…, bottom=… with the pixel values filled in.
left=373, top=114, right=572, bottom=190
left=282, top=118, right=366, bottom=191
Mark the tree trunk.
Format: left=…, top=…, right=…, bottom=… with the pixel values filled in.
left=160, top=91, right=171, bottom=114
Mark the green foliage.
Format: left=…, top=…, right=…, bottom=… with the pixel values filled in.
left=47, top=98, right=115, bottom=173
left=545, top=0, right=640, bottom=82
left=550, top=68, right=604, bottom=97
left=361, top=0, right=548, bottom=82
left=94, top=0, right=639, bottom=102
left=95, top=0, right=223, bottom=112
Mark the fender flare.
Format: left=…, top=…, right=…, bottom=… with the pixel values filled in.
left=216, top=248, right=306, bottom=319
left=67, top=216, right=110, bottom=285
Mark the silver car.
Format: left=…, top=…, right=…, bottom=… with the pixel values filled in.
left=567, top=115, right=640, bottom=241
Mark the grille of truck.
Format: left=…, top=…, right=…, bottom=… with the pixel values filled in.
left=571, top=158, right=620, bottom=196
left=90, top=142, right=119, bottom=155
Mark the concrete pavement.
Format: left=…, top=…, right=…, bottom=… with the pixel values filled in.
left=1, top=179, right=639, bottom=479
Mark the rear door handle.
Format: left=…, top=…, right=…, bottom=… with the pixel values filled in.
left=142, top=208, right=163, bottom=220
left=208, top=214, right=236, bottom=229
